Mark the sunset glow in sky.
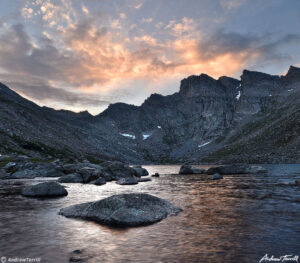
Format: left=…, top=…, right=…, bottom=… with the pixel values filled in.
left=1, top=0, right=300, bottom=114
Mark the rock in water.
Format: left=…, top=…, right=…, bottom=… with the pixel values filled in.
left=211, top=173, right=223, bottom=180
left=133, top=167, right=149, bottom=177
left=21, top=182, right=68, bottom=197
left=179, top=165, right=205, bottom=174
left=58, top=173, right=83, bottom=183
left=295, top=180, right=300, bottom=186
left=94, top=177, right=106, bottom=185
left=206, top=164, right=267, bottom=175
left=59, top=193, right=182, bottom=227
left=116, top=176, right=139, bottom=185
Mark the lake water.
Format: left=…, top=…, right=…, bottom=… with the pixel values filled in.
left=0, top=164, right=299, bottom=263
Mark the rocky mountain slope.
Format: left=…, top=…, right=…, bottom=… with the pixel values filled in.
left=0, top=66, right=299, bottom=164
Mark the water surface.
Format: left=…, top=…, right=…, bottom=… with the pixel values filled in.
left=0, top=164, right=299, bottom=263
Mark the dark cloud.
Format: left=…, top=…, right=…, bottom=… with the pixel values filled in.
left=199, top=29, right=260, bottom=60
left=198, top=29, right=300, bottom=65
left=0, top=24, right=75, bottom=81
left=1, top=77, right=110, bottom=108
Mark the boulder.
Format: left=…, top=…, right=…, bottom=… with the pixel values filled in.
left=206, top=164, right=267, bottom=175
left=21, top=182, right=68, bottom=197
left=100, top=172, right=114, bottom=182
left=9, top=164, right=63, bottom=179
left=34, top=164, right=64, bottom=177
left=61, top=163, right=80, bottom=174
left=94, top=177, right=106, bottom=186
left=59, top=193, right=182, bottom=227
left=179, top=165, right=205, bottom=175
left=10, top=169, right=37, bottom=179
left=4, top=162, right=17, bottom=171
left=102, top=161, right=136, bottom=179
left=211, top=173, right=223, bottom=180
left=58, top=173, right=83, bottom=183
left=133, top=167, right=149, bottom=177
left=295, top=180, right=300, bottom=186
left=132, top=165, right=142, bottom=168
left=116, top=176, right=139, bottom=185
left=78, top=167, right=101, bottom=183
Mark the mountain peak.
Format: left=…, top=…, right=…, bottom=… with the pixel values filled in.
left=179, top=73, right=219, bottom=97
left=284, top=65, right=300, bottom=82
left=241, top=69, right=280, bottom=86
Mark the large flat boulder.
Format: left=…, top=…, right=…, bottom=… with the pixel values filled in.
left=59, top=193, right=182, bottom=227
left=21, top=182, right=68, bottom=197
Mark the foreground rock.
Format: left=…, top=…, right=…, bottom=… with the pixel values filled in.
left=59, top=193, right=182, bottom=227
left=206, top=164, right=267, bottom=175
left=21, top=182, right=68, bottom=197
left=179, top=165, right=206, bottom=175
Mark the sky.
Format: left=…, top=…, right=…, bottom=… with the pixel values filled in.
left=0, top=0, right=300, bottom=114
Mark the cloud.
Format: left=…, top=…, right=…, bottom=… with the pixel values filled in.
left=120, top=13, right=126, bottom=19
left=21, top=7, right=34, bottom=18
left=220, top=0, right=248, bottom=10
left=1, top=0, right=300, bottom=114
left=135, top=3, right=143, bottom=9
left=82, top=5, right=89, bottom=15
left=141, top=17, right=153, bottom=23
left=3, top=78, right=109, bottom=108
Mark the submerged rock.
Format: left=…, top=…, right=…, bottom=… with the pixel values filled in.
left=179, top=165, right=206, bottom=175
left=211, top=173, right=223, bottom=180
left=21, top=182, right=68, bottom=197
left=206, top=164, right=267, bottom=175
left=59, top=193, right=182, bottom=227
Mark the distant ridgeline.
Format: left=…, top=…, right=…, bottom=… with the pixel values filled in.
left=0, top=65, right=299, bottom=164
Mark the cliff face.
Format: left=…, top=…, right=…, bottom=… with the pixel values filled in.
left=0, top=66, right=299, bottom=164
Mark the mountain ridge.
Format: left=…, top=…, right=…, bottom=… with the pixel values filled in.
left=0, top=65, right=299, bottom=164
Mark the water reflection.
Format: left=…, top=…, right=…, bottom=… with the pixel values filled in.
left=0, top=164, right=299, bottom=263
